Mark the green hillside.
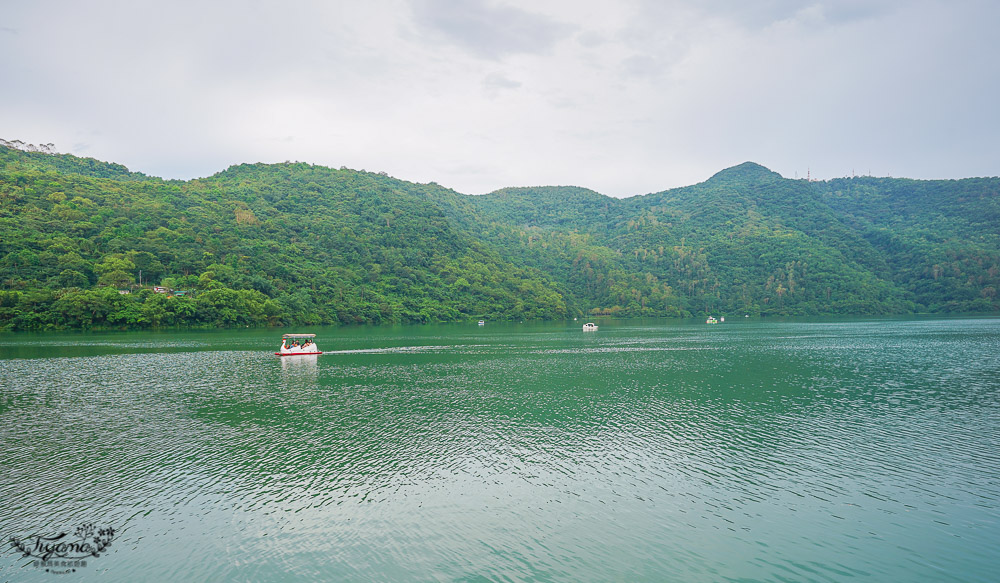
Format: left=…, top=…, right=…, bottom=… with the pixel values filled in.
left=447, top=162, right=999, bottom=317
left=0, top=146, right=567, bottom=330
left=1, top=145, right=997, bottom=331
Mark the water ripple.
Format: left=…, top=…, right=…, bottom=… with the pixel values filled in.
left=1, top=319, right=999, bottom=581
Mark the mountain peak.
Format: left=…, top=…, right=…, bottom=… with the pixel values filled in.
left=706, top=162, right=782, bottom=184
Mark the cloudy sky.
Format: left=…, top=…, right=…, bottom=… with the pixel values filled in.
left=2, top=0, right=997, bottom=197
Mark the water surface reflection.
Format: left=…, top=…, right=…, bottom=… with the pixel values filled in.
left=1, top=319, right=998, bottom=581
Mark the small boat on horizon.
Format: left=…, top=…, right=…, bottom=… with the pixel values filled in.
left=582, top=322, right=598, bottom=331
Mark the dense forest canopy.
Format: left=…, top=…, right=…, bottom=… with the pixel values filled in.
left=1, top=142, right=997, bottom=330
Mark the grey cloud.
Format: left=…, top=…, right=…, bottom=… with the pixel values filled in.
left=3, top=1, right=997, bottom=198
left=410, top=0, right=575, bottom=59
left=627, top=0, right=901, bottom=32
left=483, top=72, right=522, bottom=92
left=576, top=30, right=606, bottom=48
left=620, top=54, right=664, bottom=79
left=702, top=0, right=901, bottom=28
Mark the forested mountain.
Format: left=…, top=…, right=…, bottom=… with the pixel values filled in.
left=1, top=143, right=997, bottom=330
left=0, top=146, right=567, bottom=329
left=458, top=162, right=998, bottom=317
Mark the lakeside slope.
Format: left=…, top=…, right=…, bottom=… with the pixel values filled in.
left=1, top=145, right=997, bottom=329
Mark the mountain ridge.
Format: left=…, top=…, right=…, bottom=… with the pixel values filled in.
left=1, top=144, right=997, bottom=330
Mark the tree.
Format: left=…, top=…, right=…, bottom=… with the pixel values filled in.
left=95, top=254, right=136, bottom=288
left=56, top=269, right=89, bottom=289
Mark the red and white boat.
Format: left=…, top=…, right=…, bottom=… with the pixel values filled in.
left=275, top=333, right=323, bottom=356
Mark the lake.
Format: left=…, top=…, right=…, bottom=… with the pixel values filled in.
left=1, top=318, right=998, bottom=581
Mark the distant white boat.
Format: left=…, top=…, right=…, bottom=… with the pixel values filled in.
left=706, top=316, right=718, bottom=324
left=478, top=320, right=485, bottom=326
left=582, top=322, right=598, bottom=331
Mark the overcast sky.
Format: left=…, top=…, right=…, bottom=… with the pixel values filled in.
left=2, top=0, right=997, bottom=197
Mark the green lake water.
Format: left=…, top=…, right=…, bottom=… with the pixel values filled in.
left=1, top=318, right=998, bottom=581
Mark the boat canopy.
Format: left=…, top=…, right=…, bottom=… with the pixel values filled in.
left=282, top=333, right=316, bottom=338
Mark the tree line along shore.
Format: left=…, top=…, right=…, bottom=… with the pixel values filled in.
left=1, top=143, right=997, bottom=331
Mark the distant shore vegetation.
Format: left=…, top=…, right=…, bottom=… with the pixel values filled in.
left=1, top=141, right=997, bottom=331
